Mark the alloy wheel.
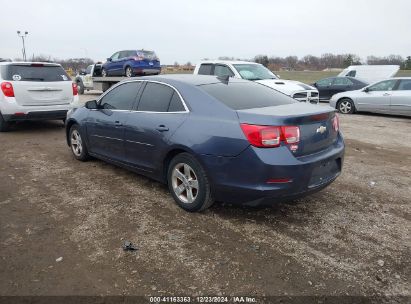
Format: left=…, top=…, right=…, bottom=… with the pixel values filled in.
left=171, top=163, right=199, bottom=204
left=125, top=67, right=132, bottom=77
left=339, top=100, right=353, bottom=114
left=71, top=130, right=83, bottom=157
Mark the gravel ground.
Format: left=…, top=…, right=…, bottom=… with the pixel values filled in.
left=0, top=92, right=410, bottom=299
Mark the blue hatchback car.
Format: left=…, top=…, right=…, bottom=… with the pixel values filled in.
left=101, top=50, right=161, bottom=77
left=66, top=75, right=344, bottom=212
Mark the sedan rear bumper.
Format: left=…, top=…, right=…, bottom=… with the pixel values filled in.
left=199, top=134, right=344, bottom=205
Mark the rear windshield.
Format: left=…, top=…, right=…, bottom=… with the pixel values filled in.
left=1, top=65, right=70, bottom=82
left=137, top=51, right=158, bottom=60
left=200, top=82, right=296, bottom=110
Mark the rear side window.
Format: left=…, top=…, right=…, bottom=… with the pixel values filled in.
left=346, top=70, right=356, bottom=77
left=200, top=82, right=296, bottom=110
left=397, top=79, right=411, bottom=90
left=333, top=78, right=353, bottom=85
left=100, top=82, right=142, bottom=110
left=198, top=64, right=213, bottom=75
left=138, top=83, right=174, bottom=112
left=1, top=65, right=70, bottom=82
left=168, top=92, right=186, bottom=112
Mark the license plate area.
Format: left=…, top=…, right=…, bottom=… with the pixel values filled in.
left=308, top=158, right=341, bottom=188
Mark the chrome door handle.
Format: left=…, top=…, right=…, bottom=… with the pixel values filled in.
left=383, top=93, right=391, bottom=96
left=114, top=121, right=123, bottom=126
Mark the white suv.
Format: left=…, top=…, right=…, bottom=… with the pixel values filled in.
left=194, top=61, right=319, bottom=104
left=0, top=62, right=78, bottom=132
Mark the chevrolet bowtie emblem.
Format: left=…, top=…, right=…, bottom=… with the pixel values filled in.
left=316, top=126, right=327, bottom=134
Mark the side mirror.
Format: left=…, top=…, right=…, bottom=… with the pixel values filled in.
left=312, top=83, right=317, bottom=87
left=80, top=69, right=86, bottom=75
left=85, top=100, right=98, bottom=109
left=106, top=58, right=112, bottom=62
left=363, top=87, right=370, bottom=93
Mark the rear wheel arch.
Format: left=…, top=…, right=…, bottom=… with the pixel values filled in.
left=162, top=148, right=189, bottom=183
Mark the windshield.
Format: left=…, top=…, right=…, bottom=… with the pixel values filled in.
left=233, top=64, right=278, bottom=81
left=137, top=50, right=158, bottom=60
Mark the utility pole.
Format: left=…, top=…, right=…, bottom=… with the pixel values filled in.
left=17, top=31, right=28, bottom=61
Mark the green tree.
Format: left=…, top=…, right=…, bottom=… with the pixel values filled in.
left=405, top=56, right=411, bottom=70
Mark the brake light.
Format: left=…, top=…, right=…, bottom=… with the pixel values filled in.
left=31, top=63, right=44, bottom=67
left=72, top=83, right=78, bottom=96
left=240, top=124, right=300, bottom=148
left=1, top=82, right=14, bottom=97
left=332, top=114, right=339, bottom=132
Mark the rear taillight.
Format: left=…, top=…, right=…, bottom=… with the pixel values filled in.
left=332, top=114, right=339, bottom=132
left=240, top=124, right=300, bottom=148
left=1, top=82, right=14, bottom=97
left=72, top=83, right=78, bottom=96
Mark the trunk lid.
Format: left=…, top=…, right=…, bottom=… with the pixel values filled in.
left=13, top=81, right=73, bottom=106
left=237, top=103, right=338, bottom=157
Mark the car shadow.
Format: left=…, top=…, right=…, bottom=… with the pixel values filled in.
left=6, top=120, right=65, bottom=133
left=354, top=112, right=411, bottom=120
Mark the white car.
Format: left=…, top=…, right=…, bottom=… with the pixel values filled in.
left=330, top=77, right=411, bottom=117
left=338, top=65, right=400, bottom=84
left=0, top=62, right=79, bottom=131
left=194, top=61, right=319, bottom=104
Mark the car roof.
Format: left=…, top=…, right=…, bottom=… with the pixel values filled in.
left=0, top=61, right=61, bottom=67
left=129, top=74, right=249, bottom=86
left=197, top=60, right=257, bottom=65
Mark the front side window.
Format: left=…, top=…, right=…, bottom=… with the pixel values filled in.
left=99, top=82, right=142, bottom=110
left=368, top=80, right=397, bottom=92
left=198, top=64, right=213, bottom=75
left=346, top=70, right=356, bottom=77
left=233, top=64, right=277, bottom=81
left=214, top=65, right=234, bottom=77
left=397, top=79, right=411, bottom=90
left=333, top=78, right=353, bottom=86
left=110, top=52, right=120, bottom=60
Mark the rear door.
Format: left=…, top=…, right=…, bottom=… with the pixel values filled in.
left=87, top=81, right=142, bottom=160
left=330, top=77, right=354, bottom=97
left=390, top=79, right=411, bottom=116
left=357, top=79, right=398, bottom=114
left=315, top=77, right=334, bottom=100
left=124, top=82, right=188, bottom=172
left=5, top=64, right=73, bottom=106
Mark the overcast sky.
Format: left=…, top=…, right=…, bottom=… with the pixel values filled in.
left=1, top=0, right=410, bottom=64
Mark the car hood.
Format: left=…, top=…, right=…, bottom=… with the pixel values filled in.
left=255, top=79, right=317, bottom=95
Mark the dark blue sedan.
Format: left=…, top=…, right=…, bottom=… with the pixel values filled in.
left=66, top=75, right=344, bottom=212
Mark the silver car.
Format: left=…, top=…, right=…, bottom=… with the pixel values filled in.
left=330, top=77, right=411, bottom=117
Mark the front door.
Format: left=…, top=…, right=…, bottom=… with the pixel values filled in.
left=357, top=79, right=398, bottom=114
left=86, top=81, right=143, bottom=160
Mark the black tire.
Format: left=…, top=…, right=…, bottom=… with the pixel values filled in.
left=77, top=81, right=85, bottom=95
left=337, top=98, right=356, bottom=114
left=101, top=68, right=107, bottom=77
left=69, top=124, right=89, bottom=161
left=167, top=153, right=214, bottom=212
left=125, top=66, right=134, bottom=77
left=0, top=113, right=10, bottom=132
